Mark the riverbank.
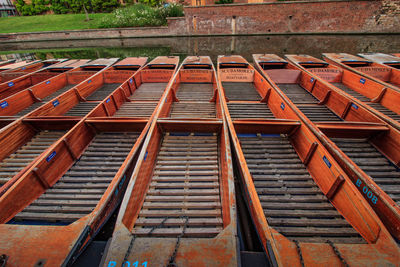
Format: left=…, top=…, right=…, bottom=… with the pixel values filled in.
left=0, top=0, right=398, bottom=42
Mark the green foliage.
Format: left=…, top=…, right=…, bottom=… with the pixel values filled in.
left=215, top=0, right=233, bottom=4
left=16, top=0, right=50, bottom=16
left=98, top=3, right=184, bottom=28
left=138, top=0, right=164, bottom=7
left=16, top=0, right=120, bottom=16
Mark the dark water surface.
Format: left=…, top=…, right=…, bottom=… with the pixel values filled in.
left=1, top=34, right=399, bottom=62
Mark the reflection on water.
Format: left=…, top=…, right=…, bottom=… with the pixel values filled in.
left=1, top=35, right=399, bottom=62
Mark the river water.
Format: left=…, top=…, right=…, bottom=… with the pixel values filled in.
left=0, top=34, right=399, bottom=62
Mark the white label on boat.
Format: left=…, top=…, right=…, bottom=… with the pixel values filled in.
left=351, top=103, right=358, bottom=110
left=280, top=102, right=285, bottom=110
left=130, top=78, right=133, bottom=84
left=106, top=98, right=111, bottom=103
left=359, top=78, right=366, bottom=84
left=310, top=77, right=314, bottom=83
left=88, top=79, right=92, bottom=83
left=8, top=82, right=14, bottom=87
left=46, top=80, right=51, bottom=84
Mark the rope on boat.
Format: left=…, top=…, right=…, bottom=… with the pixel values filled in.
left=167, top=216, right=189, bottom=267
left=327, top=240, right=349, bottom=267
left=294, top=240, right=305, bottom=267
left=121, top=217, right=169, bottom=267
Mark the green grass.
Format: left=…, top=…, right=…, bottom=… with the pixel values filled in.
left=0, top=13, right=108, bottom=33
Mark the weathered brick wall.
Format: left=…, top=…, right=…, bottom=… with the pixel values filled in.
left=184, top=0, right=399, bottom=34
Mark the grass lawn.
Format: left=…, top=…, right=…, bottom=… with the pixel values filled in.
left=0, top=13, right=108, bottom=33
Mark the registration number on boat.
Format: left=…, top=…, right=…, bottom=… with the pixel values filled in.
left=356, top=179, right=378, bottom=204
left=108, top=261, right=147, bottom=267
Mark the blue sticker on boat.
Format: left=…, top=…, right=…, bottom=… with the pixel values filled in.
left=130, top=78, right=133, bottom=84
left=280, top=102, right=285, bottom=110
left=351, top=103, right=358, bottom=110
left=8, top=82, right=14, bottom=87
left=46, top=151, right=56, bottom=162
left=52, top=100, right=59, bottom=107
left=106, top=98, right=111, bottom=103
left=88, top=80, right=92, bottom=83
left=46, top=80, right=51, bottom=84
left=323, top=156, right=331, bottom=168
left=310, top=78, right=314, bottom=83
left=22, top=67, right=26, bottom=70
left=360, top=78, right=366, bottom=84
left=144, top=151, right=148, bottom=161
left=0, top=101, right=8, bottom=109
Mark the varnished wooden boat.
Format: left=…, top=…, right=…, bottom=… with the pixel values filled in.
left=0, top=118, right=78, bottom=197
left=392, top=53, right=400, bottom=58
left=25, top=57, right=152, bottom=119
left=88, top=56, right=181, bottom=119
left=253, top=54, right=400, bottom=241
left=0, top=59, right=16, bottom=68
left=284, top=54, right=400, bottom=130
left=219, top=55, right=400, bottom=266
left=101, top=56, right=237, bottom=266
left=322, top=53, right=400, bottom=91
left=0, top=59, right=68, bottom=93
left=0, top=60, right=39, bottom=73
left=0, top=59, right=101, bottom=126
left=0, top=59, right=91, bottom=100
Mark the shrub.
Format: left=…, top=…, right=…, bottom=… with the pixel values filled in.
left=98, top=3, right=184, bottom=28
left=215, top=0, right=233, bottom=4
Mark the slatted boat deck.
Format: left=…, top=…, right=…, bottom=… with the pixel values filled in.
left=13, top=132, right=139, bottom=223
left=86, top=83, right=120, bottom=101
left=222, top=82, right=261, bottom=101
left=130, top=83, right=168, bottom=101
left=238, top=134, right=365, bottom=243
left=15, top=102, right=44, bottom=117
left=170, top=83, right=215, bottom=118
left=227, top=103, right=274, bottom=119
left=132, top=133, right=223, bottom=237
left=278, top=84, right=342, bottom=122
left=63, top=102, right=99, bottom=117
left=113, top=102, right=158, bottom=118
left=0, top=131, right=65, bottom=187
left=332, top=138, right=400, bottom=204
left=42, top=84, right=76, bottom=101
left=331, top=83, right=400, bottom=122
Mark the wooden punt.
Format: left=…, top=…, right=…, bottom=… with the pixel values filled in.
left=0, top=118, right=150, bottom=266
left=0, top=59, right=101, bottom=124
left=322, top=53, right=400, bottom=91
left=282, top=54, right=400, bottom=130
left=253, top=54, right=400, bottom=240
left=87, top=56, right=180, bottom=119
left=25, top=57, right=152, bottom=119
left=0, top=59, right=67, bottom=87
left=0, top=118, right=78, bottom=197
left=219, top=55, right=400, bottom=266
left=101, top=57, right=237, bottom=266
left=0, top=59, right=16, bottom=68
left=392, top=53, right=400, bottom=58
left=158, top=56, right=217, bottom=119
left=0, top=60, right=39, bottom=73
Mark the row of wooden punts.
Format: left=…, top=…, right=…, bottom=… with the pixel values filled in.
left=0, top=53, right=399, bottom=266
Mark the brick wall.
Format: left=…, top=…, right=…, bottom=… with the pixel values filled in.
left=184, top=0, right=399, bottom=34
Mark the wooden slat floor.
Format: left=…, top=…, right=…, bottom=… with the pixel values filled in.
left=86, top=83, right=120, bottom=101
left=133, top=133, right=223, bottom=237
left=0, top=131, right=66, bottom=187
left=331, top=82, right=400, bottom=122
left=332, top=138, right=400, bottom=204
left=63, top=102, right=99, bottom=117
left=239, top=134, right=365, bottom=244
left=14, top=132, right=139, bottom=223
left=170, top=83, right=215, bottom=118
left=130, top=83, right=168, bottom=101
left=278, top=84, right=342, bottom=122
